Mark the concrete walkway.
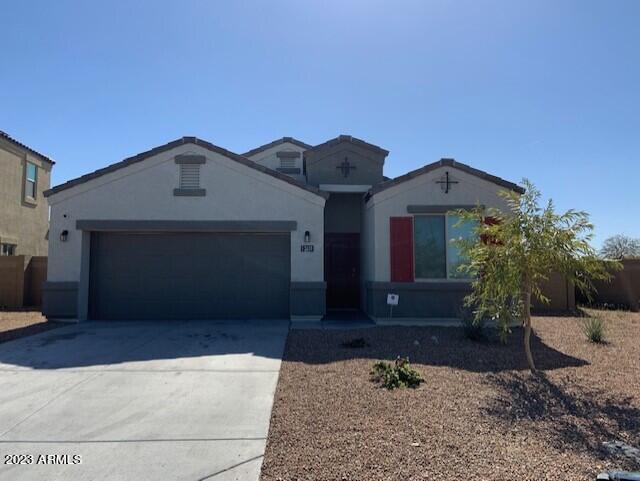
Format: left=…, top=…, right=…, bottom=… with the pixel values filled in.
left=0, top=319, right=289, bottom=481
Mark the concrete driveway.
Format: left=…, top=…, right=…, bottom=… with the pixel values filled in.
left=0, top=319, right=289, bottom=481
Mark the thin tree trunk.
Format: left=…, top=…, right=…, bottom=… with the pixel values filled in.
left=522, top=278, right=536, bottom=372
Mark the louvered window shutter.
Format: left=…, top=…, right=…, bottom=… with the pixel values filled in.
left=481, top=216, right=500, bottom=245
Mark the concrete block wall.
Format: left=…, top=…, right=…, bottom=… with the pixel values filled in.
left=578, top=259, right=640, bottom=311
left=0, top=256, right=47, bottom=308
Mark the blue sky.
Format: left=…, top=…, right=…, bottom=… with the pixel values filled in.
left=1, top=0, right=638, bottom=247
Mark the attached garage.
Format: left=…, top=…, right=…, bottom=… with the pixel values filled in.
left=89, top=231, right=291, bottom=320
left=43, top=137, right=327, bottom=322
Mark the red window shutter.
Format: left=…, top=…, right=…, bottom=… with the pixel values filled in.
left=481, top=216, right=500, bottom=245
left=390, top=217, right=414, bottom=282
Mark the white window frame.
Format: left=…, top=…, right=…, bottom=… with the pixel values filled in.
left=24, top=161, right=38, bottom=201
left=412, top=213, right=474, bottom=281
left=0, top=243, right=17, bottom=256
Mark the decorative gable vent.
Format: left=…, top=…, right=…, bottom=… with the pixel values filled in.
left=179, top=163, right=200, bottom=189
left=280, top=157, right=297, bottom=170
left=174, top=154, right=206, bottom=196
left=276, top=150, right=301, bottom=174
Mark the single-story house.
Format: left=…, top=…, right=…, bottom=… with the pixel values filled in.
left=43, top=135, right=526, bottom=322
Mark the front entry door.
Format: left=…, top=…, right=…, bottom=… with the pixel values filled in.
left=325, top=233, right=360, bottom=309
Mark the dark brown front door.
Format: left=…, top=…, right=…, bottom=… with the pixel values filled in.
left=325, top=233, right=360, bottom=309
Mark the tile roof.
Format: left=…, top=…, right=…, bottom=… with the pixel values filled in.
left=367, top=158, right=524, bottom=197
left=306, top=134, right=389, bottom=156
left=241, top=137, right=312, bottom=158
left=44, top=137, right=328, bottom=199
left=0, top=130, right=55, bottom=164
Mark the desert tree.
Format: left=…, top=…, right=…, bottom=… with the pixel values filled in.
left=454, top=180, right=616, bottom=372
left=600, top=234, right=640, bottom=260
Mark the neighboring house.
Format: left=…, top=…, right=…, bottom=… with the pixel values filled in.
left=0, top=131, right=54, bottom=257
left=42, top=135, right=524, bottom=321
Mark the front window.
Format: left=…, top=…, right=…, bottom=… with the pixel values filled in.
left=25, top=162, right=37, bottom=199
left=414, top=215, right=446, bottom=278
left=1, top=243, right=17, bottom=256
left=414, top=214, right=477, bottom=279
left=446, top=215, right=477, bottom=278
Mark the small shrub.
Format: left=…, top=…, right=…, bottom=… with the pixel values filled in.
left=581, top=317, right=606, bottom=343
left=462, top=317, right=486, bottom=341
left=342, top=337, right=369, bottom=349
left=460, top=308, right=486, bottom=341
left=371, top=357, right=423, bottom=390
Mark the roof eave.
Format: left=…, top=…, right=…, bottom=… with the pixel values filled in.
left=0, top=131, right=56, bottom=165
left=241, top=137, right=312, bottom=158
left=367, top=158, right=524, bottom=200
left=44, top=137, right=328, bottom=200
left=306, top=134, right=389, bottom=156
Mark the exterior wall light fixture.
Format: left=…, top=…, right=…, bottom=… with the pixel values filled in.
left=304, top=230, right=311, bottom=243
left=60, top=230, right=69, bottom=242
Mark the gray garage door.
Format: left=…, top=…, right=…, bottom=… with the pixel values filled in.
left=89, top=232, right=290, bottom=320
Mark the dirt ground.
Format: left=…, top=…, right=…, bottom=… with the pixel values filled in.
left=261, top=309, right=640, bottom=481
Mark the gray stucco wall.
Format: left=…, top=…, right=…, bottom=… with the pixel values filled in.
left=365, top=165, right=512, bottom=283
left=365, top=281, right=472, bottom=320
left=362, top=164, right=517, bottom=320
left=245, top=141, right=306, bottom=184
left=46, top=143, right=326, bottom=320
left=42, top=281, right=78, bottom=318
left=290, top=282, right=327, bottom=319
left=324, top=193, right=362, bottom=234
left=362, top=195, right=377, bottom=285
left=305, top=141, right=386, bottom=186
left=0, top=139, right=52, bottom=257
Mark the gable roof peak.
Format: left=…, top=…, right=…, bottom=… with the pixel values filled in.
left=307, top=134, right=389, bottom=156
left=241, top=136, right=312, bottom=157
left=368, top=157, right=525, bottom=197
left=45, top=136, right=328, bottom=199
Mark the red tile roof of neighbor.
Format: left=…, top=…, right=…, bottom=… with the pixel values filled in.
left=0, top=130, right=56, bottom=164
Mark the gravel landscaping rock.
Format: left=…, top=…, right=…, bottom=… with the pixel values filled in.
left=604, top=441, right=640, bottom=465
left=0, top=310, right=63, bottom=343
left=261, top=309, right=640, bottom=481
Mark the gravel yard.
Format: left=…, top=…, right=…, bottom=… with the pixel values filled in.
left=0, top=310, right=63, bottom=343
left=261, top=309, right=640, bottom=481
